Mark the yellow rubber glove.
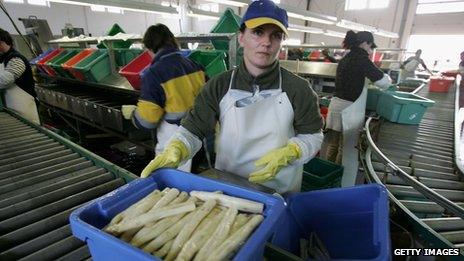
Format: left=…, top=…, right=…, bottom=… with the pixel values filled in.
left=121, top=105, right=137, bottom=120
left=248, top=142, right=302, bottom=183
left=140, top=139, right=189, bottom=178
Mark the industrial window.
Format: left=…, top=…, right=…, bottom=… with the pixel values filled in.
left=345, top=0, right=389, bottom=10
left=416, top=1, right=464, bottom=14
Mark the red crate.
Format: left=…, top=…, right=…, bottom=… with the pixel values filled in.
left=118, top=51, right=153, bottom=90
left=320, top=106, right=328, bottom=119
left=441, top=70, right=459, bottom=78
left=429, top=76, right=455, bottom=93
left=36, top=49, right=64, bottom=76
left=62, top=49, right=95, bottom=80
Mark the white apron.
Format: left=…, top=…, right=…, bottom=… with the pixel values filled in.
left=401, top=58, right=420, bottom=81
left=326, top=87, right=367, bottom=187
left=214, top=70, right=303, bottom=194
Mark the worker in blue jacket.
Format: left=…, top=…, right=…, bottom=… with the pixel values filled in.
left=122, top=24, right=206, bottom=172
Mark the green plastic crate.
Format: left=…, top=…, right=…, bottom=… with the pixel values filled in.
left=301, top=158, right=343, bottom=191
left=319, top=96, right=331, bottom=107
left=48, top=50, right=79, bottom=78
left=114, top=48, right=144, bottom=67
left=97, top=23, right=132, bottom=49
left=366, top=86, right=383, bottom=111
left=188, top=50, right=227, bottom=78
left=376, top=91, right=435, bottom=125
left=210, top=8, right=241, bottom=51
left=73, top=50, right=111, bottom=83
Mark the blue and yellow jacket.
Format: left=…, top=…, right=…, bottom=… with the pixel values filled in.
left=132, top=47, right=206, bottom=129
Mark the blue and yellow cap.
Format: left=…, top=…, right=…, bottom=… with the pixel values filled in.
left=241, top=0, right=289, bottom=35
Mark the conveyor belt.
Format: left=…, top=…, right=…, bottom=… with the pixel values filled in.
left=0, top=111, right=135, bottom=260
left=366, top=81, right=464, bottom=254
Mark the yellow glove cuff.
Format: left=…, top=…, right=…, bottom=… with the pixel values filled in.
left=169, top=139, right=190, bottom=161
left=287, top=142, right=302, bottom=161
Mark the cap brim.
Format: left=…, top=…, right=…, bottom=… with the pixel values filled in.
left=245, top=17, right=288, bottom=35
left=372, top=42, right=377, bottom=49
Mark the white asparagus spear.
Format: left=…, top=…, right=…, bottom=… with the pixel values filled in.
left=130, top=196, right=193, bottom=247
left=150, top=188, right=180, bottom=210
left=230, top=214, right=250, bottom=234
left=165, top=199, right=217, bottom=261
left=194, top=206, right=238, bottom=261
left=143, top=210, right=197, bottom=253
left=105, top=189, right=162, bottom=231
left=208, top=215, right=264, bottom=261
left=153, top=239, right=174, bottom=258
left=175, top=208, right=224, bottom=261
left=190, top=191, right=263, bottom=214
left=108, top=201, right=196, bottom=233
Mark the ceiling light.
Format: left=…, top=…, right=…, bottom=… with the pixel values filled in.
left=48, top=0, right=177, bottom=15
left=203, top=0, right=248, bottom=7
left=324, top=30, right=346, bottom=38
left=283, top=5, right=337, bottom=25
left=187, top=8, right=221, bottom=20
left=288, top=24, right=324, bottom=34
left=336, top=19, right=376, bottom=32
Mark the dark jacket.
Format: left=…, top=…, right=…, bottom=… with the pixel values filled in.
left=0, top=48, right=35, bottom=97
left=334, top=47, right=383, bottom=102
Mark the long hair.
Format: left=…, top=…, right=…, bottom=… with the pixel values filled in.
left=342, top=30, right=358, bottom=49
left=142, top=24, right=179, bottom=53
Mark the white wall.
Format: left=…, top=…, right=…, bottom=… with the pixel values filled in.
left=0, top=1, right=180, bottom=37
left=412, top=12, right=464, bottom=35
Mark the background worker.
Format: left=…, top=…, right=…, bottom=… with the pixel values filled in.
left=137, top=0, right=323, bottom=194
left=122, top=24, right=206, bottom=172
left=400, top=49, right=432, bottom=81
left=323, top=30, right=391, bottom=186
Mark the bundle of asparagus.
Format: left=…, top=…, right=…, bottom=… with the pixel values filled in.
left=103, top=187, right=264, bottom=261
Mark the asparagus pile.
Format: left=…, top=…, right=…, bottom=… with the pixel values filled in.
left=104, top=188, right=264, bottom=261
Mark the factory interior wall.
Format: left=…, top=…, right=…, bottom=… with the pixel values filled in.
left=0, top=1, right=181, bottom=37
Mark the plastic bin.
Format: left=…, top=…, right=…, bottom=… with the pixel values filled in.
left=210, top=8, right=241, bottom=50
left=115, top=48, right=144, bottom=67
left=272, top=184, right=390, bottom=260
left=376, top=91, right=435, bottom=124
left=62, top=49, right=96, bottom=80
left=319, top=106, right=328, bottom=120
left=37, top=49, right=65, bottom=76
left=73, top=50, right=111, bottom=83
left=441, top=70, right=459, bottom=78
left=97, top=23, right=132, bottom=49
left=301, top=158, right=343, bottom=191
left=429, top=76, right=455, bottom=93
left=188, top=50, right=227, bottom=78
left=69, top=169, right=286, bottom=261
left=118, top=51, right=153, bottom=90
left=367, top=86, right=383, bottom=111
left=30, top=49, right=54, bottom=74
left=49, top=50, right=80, bottom=78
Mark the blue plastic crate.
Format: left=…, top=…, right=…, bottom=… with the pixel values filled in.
left=70, top=169, right=286, bottom=261
left=30, top=49, right=55, bottom=74
left=272, top=184, right=390, bottom=260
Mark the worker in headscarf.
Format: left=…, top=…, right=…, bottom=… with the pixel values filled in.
left=137, top=0, right=323, bottom=194
left=121, top=24, right=206, bottom=172
left=324, top=30, right=391, bottom=186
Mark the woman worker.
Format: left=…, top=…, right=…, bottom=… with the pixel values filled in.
left=137, top=0, right=324, bottom=194
left=324, top=30, right=391, bottom=186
